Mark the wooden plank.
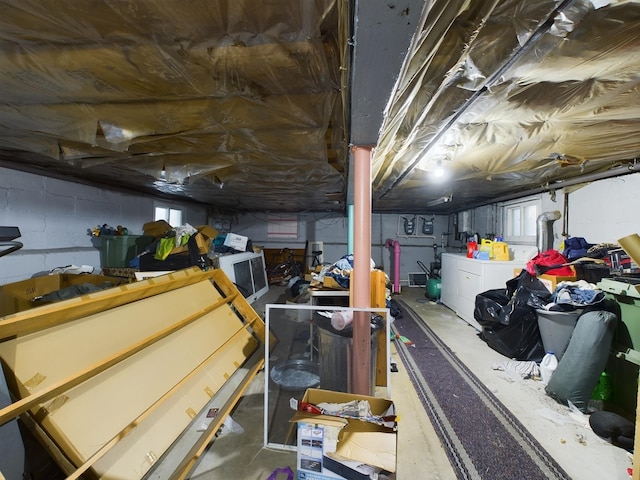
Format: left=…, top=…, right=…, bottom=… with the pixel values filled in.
left=210, top=269, right=275, bottom=346
left=66, top=317, right=258, bottom=479
left=371, top=270, right=388, bottom=387
left=0, top=293, right=236, bottom=427
left=0, top=267, right=215, bottom=341
left=141, top=351, right=263, bottom=479
left=168, top=354, right=264, bottom=480
left=0, top=267, right=268, bottom=479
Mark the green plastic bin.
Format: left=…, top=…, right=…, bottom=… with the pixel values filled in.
left=99, top=235, right=153, bottom=268
left=597, top=278, right=640, bottom=418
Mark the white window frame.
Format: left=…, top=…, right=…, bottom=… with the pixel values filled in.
left=154, top=202, right=183, bottom=227
left=501, top=197, right=541, bottom=244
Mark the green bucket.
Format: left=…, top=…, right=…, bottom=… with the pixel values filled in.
left=426, top=278, right=441, bottom=300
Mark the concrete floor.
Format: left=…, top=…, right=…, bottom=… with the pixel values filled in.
left=186, top=285, right=633, bottom=480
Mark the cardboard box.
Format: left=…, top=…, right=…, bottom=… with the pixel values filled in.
left=0, top=273, right=125, bottom=317
left=290, top=388, right=397, bottom=478
left=323, top=276, right=347, bottom=290
left=538, top=270, right=576, bottom=293
left=142, top=219, right=173, bottom=238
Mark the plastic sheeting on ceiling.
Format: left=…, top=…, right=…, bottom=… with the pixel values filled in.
left=372, top=0, right=640, bottom=213
left=0, top=0, right=348, bottom=213
left=0, top=0, right=639, bottom=214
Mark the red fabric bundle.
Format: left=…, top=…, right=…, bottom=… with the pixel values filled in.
left=526, top=249, right=574, bottom=276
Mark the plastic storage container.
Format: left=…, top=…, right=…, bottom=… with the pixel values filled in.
left=492, top=242, right=510, bottom=261
left=467, top=240, right=477, bottom=258
left=598, top=277, right=640, bottom=350
left=99, top=235, right=153, bottom=268
left=479, top=239, right=493, bottom=259
left=540, top=352, right=558, bottom=385
left=536, top=309, right=582, bottom=361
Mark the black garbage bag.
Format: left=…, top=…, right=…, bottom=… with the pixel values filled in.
left=473, top=288, right=511, bottom=327
left=473, top=270, right=548, bottom=361
left=32, top=282, right=118, bottom=304
left=589, top=410, right=634, bottom=452
left=388, top=298, right=403, bottom=319
left=506, top=269, right=552, bottom=310
left=480, top=311, right=545, bottom=361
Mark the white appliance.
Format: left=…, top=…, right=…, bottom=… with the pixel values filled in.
left=440, top=248, right=535, bottom=330
left=215, top=251, right=269, bottom=304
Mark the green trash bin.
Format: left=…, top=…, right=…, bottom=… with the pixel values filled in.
left=99, top=235, right=154, bottom=268
left=597, top=277, right=640, bottom=417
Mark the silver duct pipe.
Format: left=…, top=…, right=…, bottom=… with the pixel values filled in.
left=536, top=210, right=561, bottom=252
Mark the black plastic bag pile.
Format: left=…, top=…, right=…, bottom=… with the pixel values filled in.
left=473, top=270, right=551, bottom=361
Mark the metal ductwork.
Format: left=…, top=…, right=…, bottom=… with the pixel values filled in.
left=536, top=211, right=561, bottom=252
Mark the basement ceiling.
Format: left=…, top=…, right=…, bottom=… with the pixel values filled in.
left=1, top=0, right=639, bottom=215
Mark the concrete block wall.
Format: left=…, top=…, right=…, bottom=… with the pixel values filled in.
left=231, top=211, right=450, bottom=290
left=2, top=166, right=638, bottom=287
left=564, top=174, right=640, bottom=244
left=0, top=167, right=207, bottom=284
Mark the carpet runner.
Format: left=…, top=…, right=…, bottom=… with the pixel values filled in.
left=392, top=299, right=571, bottom=480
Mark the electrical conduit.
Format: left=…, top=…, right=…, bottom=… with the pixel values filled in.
left=385, top=238, right=401, bottom=293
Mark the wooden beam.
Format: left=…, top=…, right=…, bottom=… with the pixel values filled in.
left=210, top=269, right=276, bottom=346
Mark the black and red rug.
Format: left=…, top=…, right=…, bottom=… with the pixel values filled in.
left=392, top=299, right=571, bottom=480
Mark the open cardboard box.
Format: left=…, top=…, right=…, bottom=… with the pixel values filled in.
left=169, top=225, right=219, bottom=256
left=290, top=388, right=397, bottom=479
left=538, top=269, right=577, bottom=293
left=322, top=275, right=348, bottom=290
left=142, top=219, right=172, bottom=238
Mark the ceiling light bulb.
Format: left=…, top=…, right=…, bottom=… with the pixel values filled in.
left=434, top=159, right=444, bottom=177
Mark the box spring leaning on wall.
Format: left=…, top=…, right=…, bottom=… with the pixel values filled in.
left=0, top=267, right=273, bottom=480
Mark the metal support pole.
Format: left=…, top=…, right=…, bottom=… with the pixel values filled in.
left=351, top=146, right=372, bottom=395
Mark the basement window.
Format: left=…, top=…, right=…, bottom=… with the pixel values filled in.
left=502, top=198, right=540, bottom=244
left=155, top=205, right=182, bottom=226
